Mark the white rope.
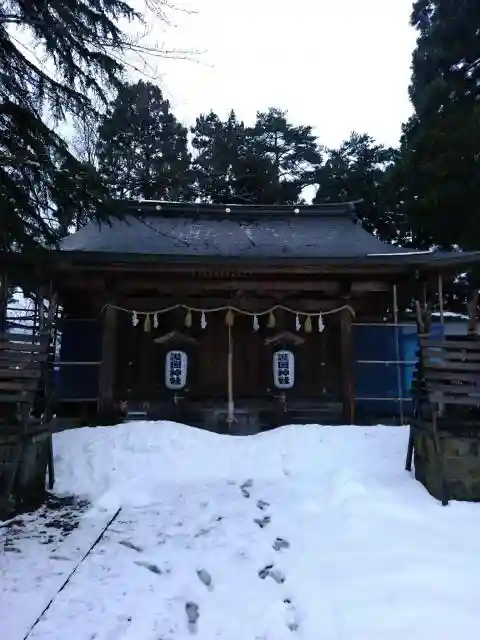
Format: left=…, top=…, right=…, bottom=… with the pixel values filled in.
left=103, top=302, right=355, bottom=318
left=102, top=301, right=355, bottom=427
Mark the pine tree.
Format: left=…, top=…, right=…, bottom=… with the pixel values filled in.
left=249, top=108, right=321, bottom=203
left=96, top=81, right=193, bottom=201
left=191, top=110, right=248, bottom=203
left=313, top=133, right=407, bottom=243
left=191, top=108, right=321, bottom=204
left=0, top=0, right=171, bottom=251
left=397, top=0, right=480, bottom=250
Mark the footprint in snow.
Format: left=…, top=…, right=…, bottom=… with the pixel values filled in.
left=268, top=568, right=286, bottom=584
left=240, top=479, right=253, bottom=498
left=284, top=599, right=301, bottom=633
left=258, top=564, right=274, bottom=579
left=185, top=602, right=199, bottom=634
left=256, top=500, right=270, bottom=511
left=196, top=568, right=213, bottom=591
left=273, top=537, right=290, bottom=552
left=254, top=515, right=271, bottom=529
left=118, top=540, right=143, bottom=552
left=258, top=564, right=286, bottom=584
left=133, top=560, right=163, bottom=575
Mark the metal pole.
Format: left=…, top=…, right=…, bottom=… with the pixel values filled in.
left=393, top=284, right=404, bottom=425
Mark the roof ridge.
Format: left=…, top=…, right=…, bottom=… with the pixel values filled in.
left=118, top=200, right=360, bottom=219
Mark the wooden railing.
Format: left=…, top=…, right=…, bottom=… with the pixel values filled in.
left=0, top=298, right=57, bottom=516
left=418, top=337, right=480, bottom=414
left=0, top=333, right=50, bottom=427
left=404, top=336, right=480, bottom=506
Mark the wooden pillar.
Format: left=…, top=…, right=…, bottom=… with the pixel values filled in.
left=0, top=273, right=8, bottom=335
left=340, top=307, right=355, bottom=424
left=467, top=289, right=479, bottom=338
left=438, top=272, right=445, bottom=329
left=98, top=303, right=117, bottom=414
left=138, top=327, right=153, bottom=402
left=392, top=283, right=405, bottom=425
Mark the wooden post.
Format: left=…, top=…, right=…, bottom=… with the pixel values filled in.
left=38, top=290, right=45, bottom=333
left=392, top=284, right=404, bottom=425
left=0, top=273, right=8, bottom=335
left=98, top=302, right=117, bottom=415
left=406, top=272, right=431, bottom=471
left=340, top=307, right=355, bottom=424
left=438, top=272, right=445, bottom=330
left=467, top=289, right=479, bottom=338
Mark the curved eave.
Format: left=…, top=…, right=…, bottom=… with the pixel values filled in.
left=51, top=249, right=480, bottom=271
left=2, top=249, right=480, bottom=278
left=410, top=251, right=480, bottom=272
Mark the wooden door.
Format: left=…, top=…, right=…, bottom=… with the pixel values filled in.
left=194, top=313, right=229, bottom=399
left=283, top=317, right=342, bottom=400
left=232, top=315, right=263, bottom=398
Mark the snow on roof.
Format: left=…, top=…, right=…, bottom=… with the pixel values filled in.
left=367, top=251, right=432, bottom=257
left=432, top=311, right=469, bottom=320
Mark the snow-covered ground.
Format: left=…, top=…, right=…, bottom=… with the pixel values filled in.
left=2, top=422, right=480, bottom=640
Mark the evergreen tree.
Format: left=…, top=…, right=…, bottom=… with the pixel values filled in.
left=249, top=108, right=321, bottom=203
left=191, top=108, right=321, bottom=204
left=313, top=133, right=407, bottom=243
left=191, top=109, right=248, bottom=203
left=0, top=0, right=171, bottom=251
left=397, top=0, right=480, bottom=250
left=96, top=81, right=193, bottom=201
left=71, top=112, right=100, bottom=167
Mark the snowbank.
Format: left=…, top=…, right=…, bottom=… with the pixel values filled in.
left=3, top=422, right=480, bottom=640
left=52, top=421, right=407, bottom=509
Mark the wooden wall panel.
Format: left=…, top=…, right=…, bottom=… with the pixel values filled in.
left=113, top=300, right=344, bottom=403
left=198, top=313, right=228, bottom=397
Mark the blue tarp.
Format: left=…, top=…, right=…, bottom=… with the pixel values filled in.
left=56, top=318, right=442, bottom=418
left=56, top=319, right=101, bottom=399
left=353, top=323, right=444, bottom=419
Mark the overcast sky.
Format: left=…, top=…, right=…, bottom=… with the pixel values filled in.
left=150, top=0, right=417, bottom=149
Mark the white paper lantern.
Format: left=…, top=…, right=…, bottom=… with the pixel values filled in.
left=273, top=350, right=295, bottom=389
left=165, top=350, right=188, bottom=390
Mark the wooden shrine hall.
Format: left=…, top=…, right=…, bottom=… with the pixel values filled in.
left=35, top=199, right=480, bottom=433
left=8, top=199, right=480, bottom=509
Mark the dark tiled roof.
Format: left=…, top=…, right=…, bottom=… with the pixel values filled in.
left=61, top=201, right=420, bottom=260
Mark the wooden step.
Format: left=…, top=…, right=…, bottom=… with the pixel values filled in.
left=0, top=390, right=35, bottom=404
left=0, top=368, right=41, bottom=379
left=0, top=351, right=48, bottom=363
left=0, top=415, right=44, bottom=430
left=0, top=379, right=39, bottom=392
left=0, top=341, right=43, bottom=352
left=0, top=331, right=40, bottom=340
